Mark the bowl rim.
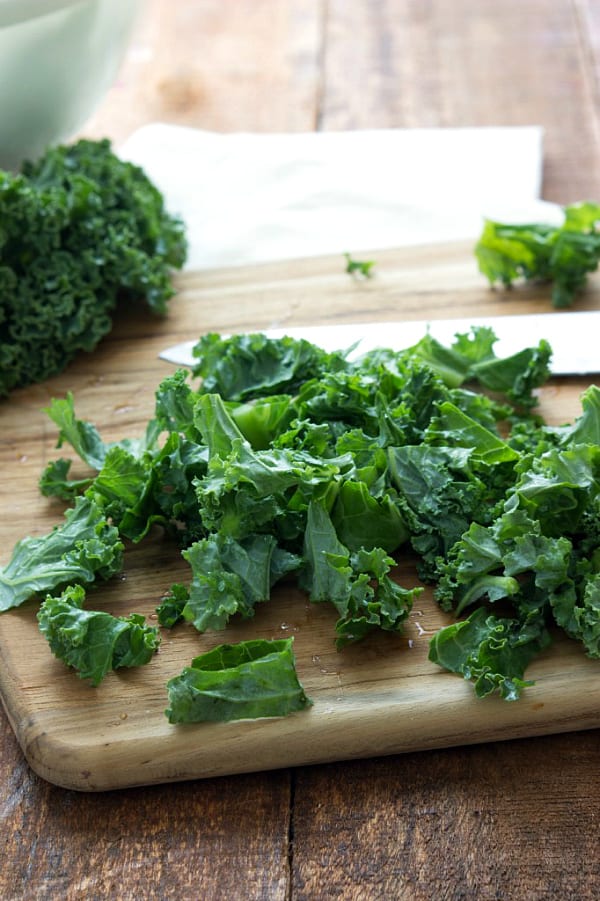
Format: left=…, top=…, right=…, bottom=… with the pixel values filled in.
left=0, top=0, right=93, bottom=28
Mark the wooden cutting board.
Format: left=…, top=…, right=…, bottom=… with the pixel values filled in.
left=1, top=241, right=600, bottom=792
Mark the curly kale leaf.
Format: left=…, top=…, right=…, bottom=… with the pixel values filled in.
left=510, top=443, right=600, bottom=536
left=0, top=138, right=186, bottom=396
left=395, top=327, right=551, bottom=409
left=180, top=533, right=301, bottom=632
left=166, top=637, right=312, bottom=724
left=300, top=501, right=421, bottom=648
left=0, top=496, right=123, bottom=611
left=39, top=458, right=95, bottom=501
left=388, top=444, right=503, bottom=582
left=191, top=332, right=350, bottom=402
left=469, top=340, right=553, bottom=409
left=428, top=606, right=552, bottom=700
left=434, top=508, right=574, bottom=618
left=44, top=392, right=159, bottom=471
left=558, top=384, right=600, bottom=447
left=194, top=397, right=353, bottom=545
left=330, top=479, right=409, bottom=554
left=475, top=201, right=600, bottom=308
left=37, top=585, right=160, bottom=686
left=563, top=574, right=600, bottom=658
left=156, top=582, right=190, bottom=629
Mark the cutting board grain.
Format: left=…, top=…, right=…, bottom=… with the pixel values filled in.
left=1, top=241, right=599, bottom=792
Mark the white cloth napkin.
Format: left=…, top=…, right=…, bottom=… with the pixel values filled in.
left=119, top=123, right=558, bottom=271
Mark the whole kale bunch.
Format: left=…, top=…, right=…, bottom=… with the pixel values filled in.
left=0, top=138, right=187, bottom=396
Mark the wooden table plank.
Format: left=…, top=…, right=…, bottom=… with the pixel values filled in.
left=309, top=0, right=600, bottom=203
left=291, top=731, right=600, bottom=900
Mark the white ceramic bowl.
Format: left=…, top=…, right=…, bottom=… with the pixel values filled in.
left=0, top=0, right=141, bottom=170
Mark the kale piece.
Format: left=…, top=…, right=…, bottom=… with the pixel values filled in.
left=166, top=637, right=312, bottom=723
left=475, top=201, right=600, bottom=307
left=38, top=585, right=160, bottom=686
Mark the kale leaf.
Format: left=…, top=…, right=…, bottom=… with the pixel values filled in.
left=165, top=637, right=312, bottom=723
left=475, top=201, right=600, bottom=307
left=37, top=585, right=160, bottom=686
left=428, top=606, right=551, bottom=701
left=0, top=496, right=123, bottom=611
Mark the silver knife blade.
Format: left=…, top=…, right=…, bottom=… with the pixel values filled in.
left=159, top=310, right=600, bottom=376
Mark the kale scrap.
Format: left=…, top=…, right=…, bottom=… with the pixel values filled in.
left=0, top=138, right=187, bottom=396
left=166, top=637, right=312, bottom=724
left=38, top=585, right=160, bottom=686
left=475, top=201, right=600, bottom=307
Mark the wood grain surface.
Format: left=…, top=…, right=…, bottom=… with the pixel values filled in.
left=3, top=1, right=600, bottom=899
left=1, top=244, right=600, bottom=793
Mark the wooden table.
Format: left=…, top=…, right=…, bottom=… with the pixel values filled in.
left=2, top=2, right=600, bottom=898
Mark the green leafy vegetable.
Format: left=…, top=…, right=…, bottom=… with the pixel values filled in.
left=0, top=138, right=187, bottom=396
left=156, top=583, right=189, bottom=629
left=37, top=585, right=160, bottom=685
left=344, top=252, right=376, bottom=279
left=180, top=533, right=300, bottom=632
left=301, top=500, right=420, bottom=647
left=0, top=496, right=123, bottom=611
left=475, top=201, right=600, bottom=307
left=165, top=637, right=312, bottom=723
left=428, top=606, right=551, bottom=701
left=3, top=325, right=600, bottom=711
left=190, top=332, right=348, bottom=401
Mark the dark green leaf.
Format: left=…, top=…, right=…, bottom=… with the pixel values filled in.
left=0, top=138, right=186, bottom=396
left=37, top=585, right=160, bottom=685
left=165, top=637, right=312, bottom=723
left=0, top=496, right=123, bottom=611
left=428, top=606, right=552, bottom=700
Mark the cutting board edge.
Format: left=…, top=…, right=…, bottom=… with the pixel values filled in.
left=14, top=669, right=600, bottom=791
left=19, top=710, right=600, bottom=793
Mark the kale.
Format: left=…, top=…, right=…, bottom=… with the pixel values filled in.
left=166, top=637, right=312, bottom=724
left=156, top=583, right=189, bottom=629
left=37, top=585, right=160, bottom=686
left=299, top=500, right=420, bottom=647
left=0, top=138, right=187, bottom=396
left=0, top=496, right=123, bottom=610
left=344, top=252, right=376, bottom=279
left=190, top=332, right=348, bottom=401
left=2, top=326, right=600, bottom=711
left=428, top=606, right=552, bottom=701
left=180, top=533, right=300, bottom=632
left=475, top=201, right=600, bottom=307
left=432, top=439, right=600, bottom=696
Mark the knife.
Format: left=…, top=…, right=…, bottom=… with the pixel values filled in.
left=159, top=310, right=600, bottom=376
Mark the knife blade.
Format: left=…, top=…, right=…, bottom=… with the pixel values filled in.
left=159, top=310, right=600, bottom=376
